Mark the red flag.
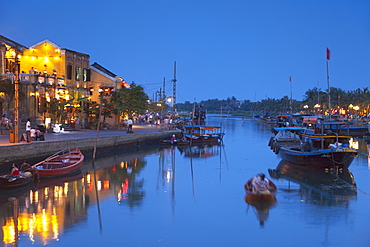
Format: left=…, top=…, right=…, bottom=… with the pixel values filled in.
left=326, top=48, right=330, bottom=60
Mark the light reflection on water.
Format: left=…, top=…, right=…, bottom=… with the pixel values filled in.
left=1, top=116, right=370, bottom=247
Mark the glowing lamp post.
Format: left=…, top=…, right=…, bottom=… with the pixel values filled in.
left=349, top=104, right=354, bottom=117
left=303, top=105, right=308, bottom=113
left=314, top=104, right=321, bottom=114
left=353, top=106, right=360, bottom=116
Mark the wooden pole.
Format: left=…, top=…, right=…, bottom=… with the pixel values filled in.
left=14, top=57, right=20, bottom=143
left=172, top=61, right=177, bottom=114
left=327, top=60, right=331, bottom=119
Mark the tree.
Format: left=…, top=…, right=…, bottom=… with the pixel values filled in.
left=0, top=77, right=14, bottom=115
left=111, top=83, right=148, bottom=118
left=46, top=98, right=68, bottom=124
left=0, top=76, right=27, bottom=117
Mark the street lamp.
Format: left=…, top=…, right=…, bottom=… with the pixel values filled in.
left=303, top=105, right=308, bottom=113
left=353, top=106, right=360, bottom=117
left=349, top=104, right=354, bottom=118
left=314, top=104, right=320, bottom=114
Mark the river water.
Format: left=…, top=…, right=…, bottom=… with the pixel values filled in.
left=1, top=115, right=370, bottom=247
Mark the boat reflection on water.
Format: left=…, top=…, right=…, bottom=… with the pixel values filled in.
left=177, top=144, right=220, bottom=158
left=268, top=160, right=357, bottom=206
left=244, top=194, right=276, bottom=227
left=0, top=182, right=34, bottom=207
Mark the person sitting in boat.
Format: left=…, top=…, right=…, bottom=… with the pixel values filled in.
left=20, top=162, right=33, bottom=177
left=252, top=173, right=270, bottom=194
left=329, top=142, right=342, bottom=149
left=10, top=163, right=20, bottom=176
left=171, top=134, right=177, bottom=144
left=20, top=162, right=31, bottom=171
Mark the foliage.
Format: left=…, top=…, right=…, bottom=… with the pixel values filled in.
left=67, top=90, right=90, bottom=112
left=147, top=101, right=170, bottom=113
left=46, top=98, right=68, bottom=124
left=175, top=86, right=370, bottom=115
left=0, top=77, right=29, bottom=114
left=111, top=83, right=148, bottom=118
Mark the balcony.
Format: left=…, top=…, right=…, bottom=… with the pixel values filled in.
left=4, top=73, right=65, bottom=87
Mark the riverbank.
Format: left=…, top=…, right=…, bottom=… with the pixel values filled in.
left=0, top=124, right=180, bottom=162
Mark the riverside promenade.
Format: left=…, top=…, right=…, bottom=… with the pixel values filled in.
left=0, top=124, right=180, bottom=162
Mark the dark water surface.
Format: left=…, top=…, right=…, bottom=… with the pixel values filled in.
left=1, top=115, right=370, bottom=247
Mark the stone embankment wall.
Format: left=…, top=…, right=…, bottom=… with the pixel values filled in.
left=0, top=131, right=179, bottom=162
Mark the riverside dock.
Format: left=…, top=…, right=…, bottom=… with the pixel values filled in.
left=0, top=125, right=180, bottom=162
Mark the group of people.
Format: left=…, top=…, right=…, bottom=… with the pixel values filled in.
left=25, top=118, right=44, bottom=142
left=10, top=162, right=33, bottom=178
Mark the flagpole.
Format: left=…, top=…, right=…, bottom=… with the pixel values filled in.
left=289, top=76, right=292, bottom=114
left=290, top=79, right=292, bottom=113
left=326, top=48, right=331, bottom=120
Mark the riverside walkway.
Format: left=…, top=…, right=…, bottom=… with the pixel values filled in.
left=0, top=124, right=180, bottom=162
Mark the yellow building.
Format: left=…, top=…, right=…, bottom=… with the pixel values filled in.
left=89, top=62, right=130, bottom=127
left=1, top=35, right=129, bottom=130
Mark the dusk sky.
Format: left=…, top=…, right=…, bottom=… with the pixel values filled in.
left=1, top=0, right=369, bottom=103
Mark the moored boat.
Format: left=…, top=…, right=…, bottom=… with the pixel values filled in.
left=271, top=118, right=359, bottom=168
left=269, top=126, right=304, bottom=154
left=276, top=113, right=290, bottom=127
left=340, top=121, right=369, bottom=137
left=0, top=174, right=33, bottom=188
left=278, top=131, right=358, bottom=168
left=182, top=125, right=224, bottom=144
left=32, top=148, right=84, bottom=178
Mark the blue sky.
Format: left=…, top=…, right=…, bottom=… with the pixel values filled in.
left=1, top=0, right=369, bottom=103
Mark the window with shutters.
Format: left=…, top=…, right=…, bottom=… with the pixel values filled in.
left=67, top=65, right=72, bottom=79
left=76, top=66, right=81, bottom=81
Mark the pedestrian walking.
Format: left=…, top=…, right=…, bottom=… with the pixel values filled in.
left=127, top=118, right=133, bottom=133
left=26, top=118, right=32, bottom=142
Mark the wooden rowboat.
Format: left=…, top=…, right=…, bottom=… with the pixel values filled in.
left=0, top=174, right=33, bottom=188
left=244, top=178, right=277, bottom=201
left=32, top=148, right=84, bottom=178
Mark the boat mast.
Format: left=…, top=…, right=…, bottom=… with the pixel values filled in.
left=289, top=76, right=293, bottom=113
left=172, top=61, right=177, bottom=115
left=326, top=48, right=331, bottom=120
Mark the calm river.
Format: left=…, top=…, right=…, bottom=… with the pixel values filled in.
left=1, top=115, right=370, bottom=247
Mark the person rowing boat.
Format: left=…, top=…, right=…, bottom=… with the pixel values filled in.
left=251, top=173, right=271, bottom=195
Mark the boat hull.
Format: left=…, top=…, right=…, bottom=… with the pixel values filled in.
left=183, top=134, right=222, bottom=144
left=0, top=175, right=33, bottom=188
left=182, top=125, right=224, bottom=144
left=32, top=148, right=84, bottom=178
left=244, top=179, right=277, bottom=201
left=278, top=147, right=357, bottom=168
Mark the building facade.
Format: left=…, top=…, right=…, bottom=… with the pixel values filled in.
left=0, top=34, right=129, bottom=131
